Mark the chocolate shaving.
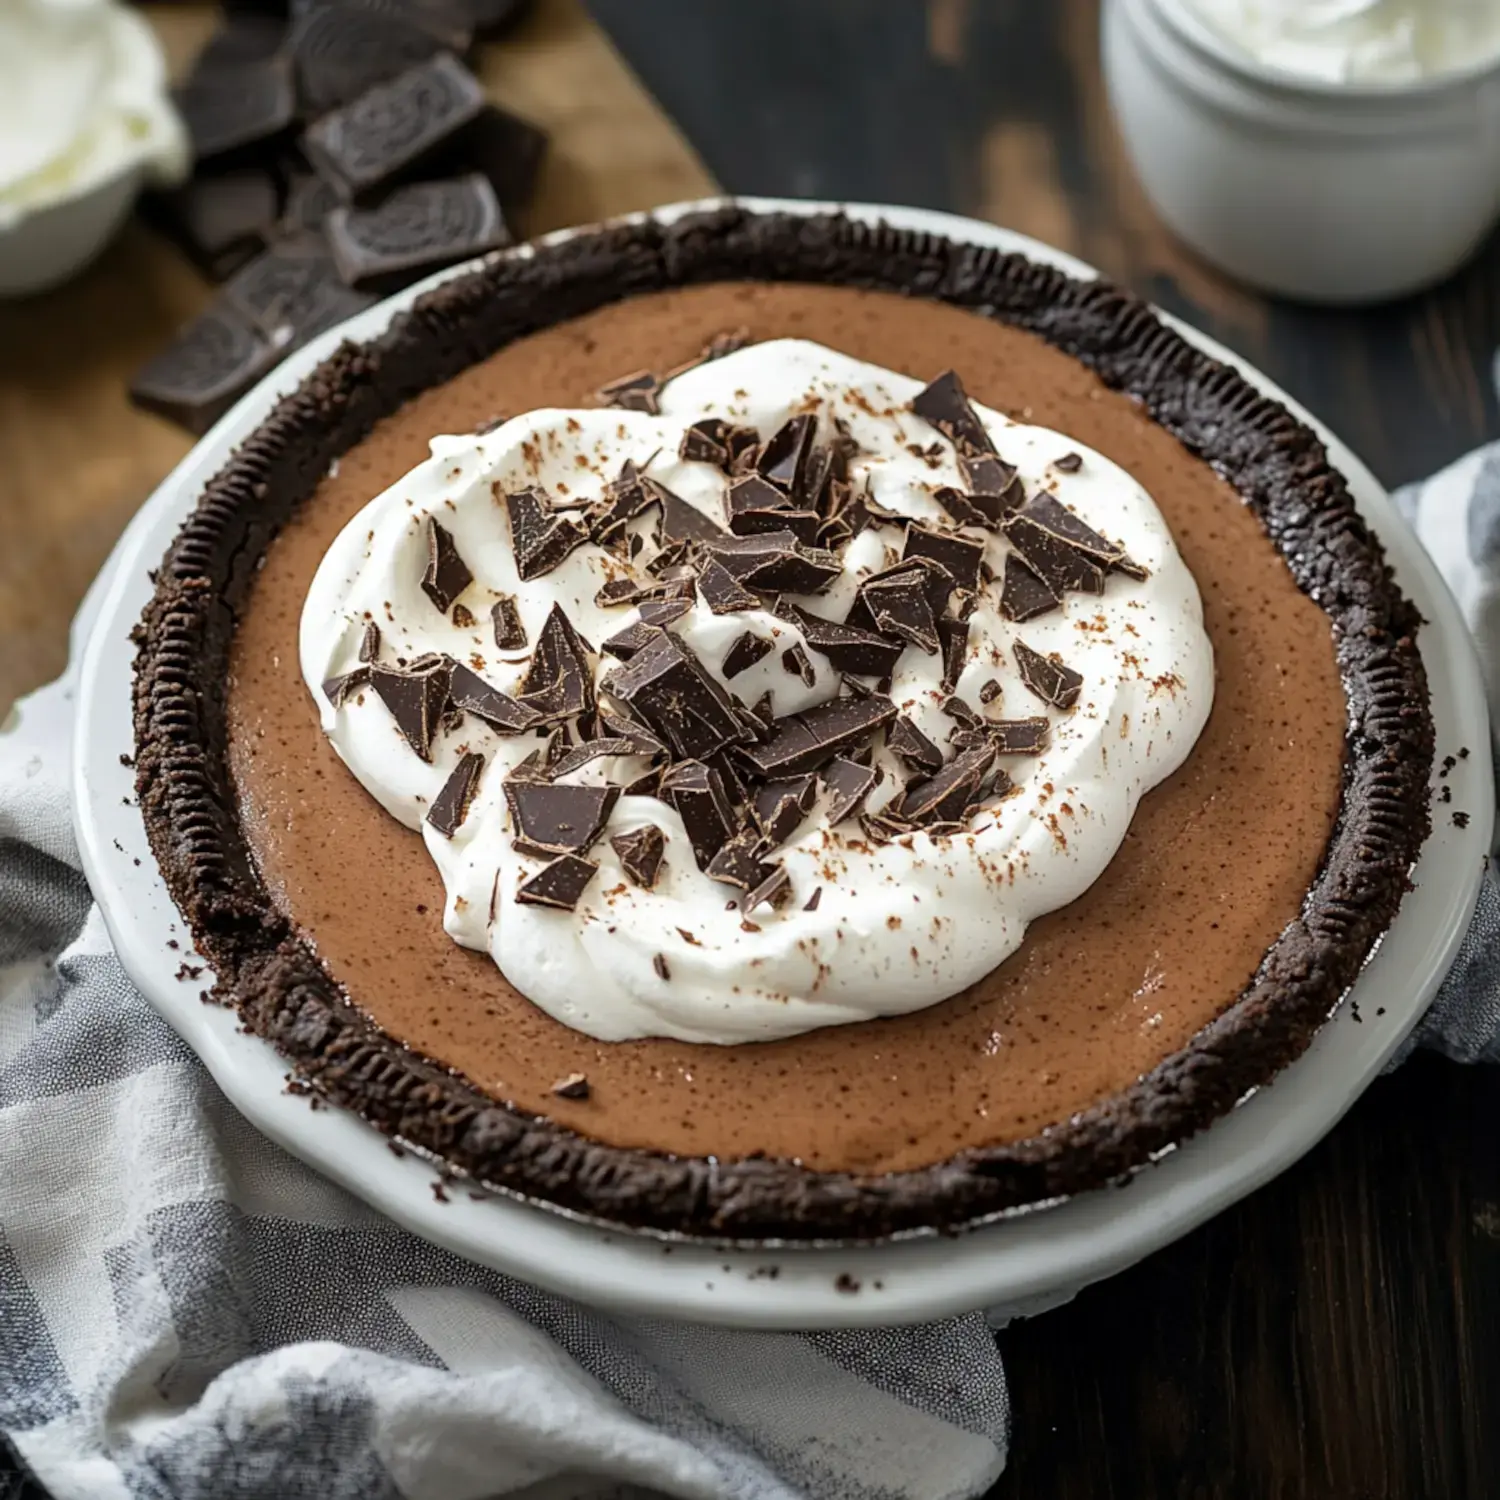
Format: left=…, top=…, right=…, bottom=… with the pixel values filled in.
left=611, top=825, right=666, bottom=888
left=551, top=1073, right=590, bottom=1099
left=902, top=524, right=984, bottom=594
left=597, top=370, right=660, bottom=414
left=369, top=659, right=451, bottom=761
left=1053, top=452, right=1083, bottom=473
left=722, top=631, right=774, bottom=678
left=732, top=507, right=822, bottom=545
left=900, top=744, right=995, bottom=826
left=911, top=370, right=994, bottom=455
left=1000, top=553, right=1062, bottom=622
left=942, top=694, right=981, bottom=727
left=804, top=886, right=823, bottom=912
left=595, top=577, right=647, bottom=609
left=448, top=661, right=539, bottom=733
left=738, top=694, right=897, bottom=778
left=932, top=486, right=994, bottom=531
left=1014, top=640, right=1085, bottom=710
left=653, top=953, right=671, bottom=981
left=601, top=621, right=661, bottom=662
left=421, top=518, right=472, bottom=615
left=505, top=780, right=619, bottom=857
left=887, top=716, right=943, bottom=773
left=781, top=604, right=903, bottom=677
left=781, top=642, right=816, bottom=688
left=822, top=756, right=877, bottom=824
left=358, top=622, right=381, bottom=663
left=605, top=630, right=747, bottom=760
left=491, top=595, right=527, bottom=649
left=660, top=759, right=739, bottom=870
left=638, top=597, right=693, bottom=628
left=698, top=558, right=762, bottom=614
left=426, top=751, right=485, bottom=837
left=516, top=854, right=599, bottom=910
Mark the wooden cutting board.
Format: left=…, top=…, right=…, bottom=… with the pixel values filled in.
left=0, top=0, right=716, bottom=715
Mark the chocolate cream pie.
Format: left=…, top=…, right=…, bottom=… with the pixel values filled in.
left=134, top=208, right=1433, bottom=1240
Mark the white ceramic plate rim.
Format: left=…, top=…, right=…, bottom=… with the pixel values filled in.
left=73, top=197, right=1492, bottom=1328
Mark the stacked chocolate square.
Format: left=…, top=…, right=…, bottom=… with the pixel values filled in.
left=131, top=0, right=546, bottom=434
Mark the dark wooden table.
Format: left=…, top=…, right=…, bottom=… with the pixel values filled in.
left=586, top=2, right=1500, bottom=1497
left=4, top=2, right=1496, bottom=1496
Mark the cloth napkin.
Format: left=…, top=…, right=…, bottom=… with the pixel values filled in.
left=2, top=446, right=1497, bottom=1500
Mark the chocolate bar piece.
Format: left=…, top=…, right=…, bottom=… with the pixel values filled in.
left=129, top=303, right=279, bottom=436
left=223, top=234, right=375, bottom=349
left=302, top=52, right=487, bottom=201
left=174, top=55, right=297, bottom=163
left=280, top=169, right=342, bottom=232
left=325, top=174, right=509, bottom=293
left=291, top=2, right=454, bottom=113
left=146, top=167, right=281, bottom=280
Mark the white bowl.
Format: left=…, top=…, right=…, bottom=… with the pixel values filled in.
left=1105, top=0, right=1500, bottom=303
left=72, top=198, right=1492, bottom=1327
left=0, top=163, right=143, bottom=297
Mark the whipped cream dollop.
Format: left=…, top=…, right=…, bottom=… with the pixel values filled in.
left=1184, top=0, right=1500, bottom=83
left=301, top=339, right=1213, bottom=1044
left=0, top=0, right=187, bottom=230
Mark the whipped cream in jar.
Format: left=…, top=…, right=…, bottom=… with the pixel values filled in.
left=1106, top=0, right=1500, bottom=302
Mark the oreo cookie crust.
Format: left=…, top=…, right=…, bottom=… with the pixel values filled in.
left=132, top=208, right=1433, bottom=1241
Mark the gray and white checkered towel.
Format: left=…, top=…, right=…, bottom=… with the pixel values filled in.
left=2, top=444, right=1497, bottom=1500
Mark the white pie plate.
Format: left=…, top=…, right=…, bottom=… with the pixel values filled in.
left=73, top=198, right=1492, bottom=1329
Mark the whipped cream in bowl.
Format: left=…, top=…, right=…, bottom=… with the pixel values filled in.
left=301, top=338, right=1213, bottom=1045
left=0, top=0, right=187, bottom=295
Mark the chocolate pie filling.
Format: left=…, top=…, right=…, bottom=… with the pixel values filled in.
left=224, top=281, right=1347, bottom=1175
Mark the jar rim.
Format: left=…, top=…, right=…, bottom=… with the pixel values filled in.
left=1147, top=0, right=1500, bottom=102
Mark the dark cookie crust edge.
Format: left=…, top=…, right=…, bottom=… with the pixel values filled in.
left=132, top=208, right=1434, bottom=1242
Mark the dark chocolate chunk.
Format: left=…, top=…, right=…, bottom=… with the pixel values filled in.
left=858, top=571, right=939, bottom=655
left=1017, top=494, right=1142, bottom=578
left=611, top=824, right=666, bottom=888
left=518, top=604, right=595, bottom=723
left=903, top=524, right=984, bottom=595
left=931, top=487, right=994, bottom=531
left=1053, top=452, right=1083, bottom=473
left=722, top=631, right=774, bottom=678
left=911, top=370, right=994, bottom=455
left=623, top=766, right=662, bottom=799
left=703, top=531, right=842, bottom=595
left=1000, top=553, right=1061, bottom=622
left=426, top=750, right=485, bottom=836
left=660, top=759, right=739, bottom=870
left=960, top=452, right=1025, bottom=517
left=421, top=517, right=472, bottom=614
left=978, top=679, right=1002, bottom=705
left=280, top=169, right=342, bottom=233
left=147, top=167, right=280, bottom=280
left=781, top=642, right=816, bottom=688
left=595, top=577, right=648, bottom=608
left=546, top=738, right=634, bottom=779
left=804, top=886, right=823, bottom=912
left=601, top=620, right=661, bottom=662
left=637, top=596, right=693, bottom=628
left=653, top=953, right=671, bottom=981
left=756, top=414, right=817, bottom=494
left=887, top=716, right=943, bottom=773
left=731, top=507, right=822, bottom=545
left=515, top=854, right=598, bottom=911
left=596, top=709, right=665, bottom=757
left=989, top=717, right=1051, bottom=755
left=322, top=666, right=371, bottom=707
left=551, top=1072, right=590, bottom=1100
left=445, top=660, right=537, bottom=732
left=292, top=8, right=456, bottom=119
left=606, top=631, right=747, bottom=761
left=369, top=658, right=452, bottom=760
left=706, top=829, right=775, bottom=891
left=725, top=474, right=789, bottom=521
left=505, top=780, right=618, bottom=857
left=753, top=775, right=816, bottom=843
left=739, top=694, right=897, bottom=778
left=679, top=418, right=732, bottom=466
left=742, top=865, right=791, bottom=913
left=821, top=756, right=877, bottom=824
left=174, top=55, right=296, bottom=162
left=647, top=477, right=725, bottom=543
left=597, top=370, right=660, bottom=414
left=222, top=234, right=375, bottom=349
left=900, top=744, right=995, bottom=826
left=1005, top=512, right=1106, bottom=596
left=941, top=694, right=981, bottom=728
left=491, top=595, right=526, bottom=649
left=503, top=488, right=588, bottom=580
left=358, top=621, right=381, bottom=662
left=698, top=558, right=761, bottom=615
left=1014, top=640, right=1085, bottom=710
left=325, top=173, right=508, bottom=294
left=781, top=604, right=902, bottom=678
left=129, top=303, right=278, bottom=437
